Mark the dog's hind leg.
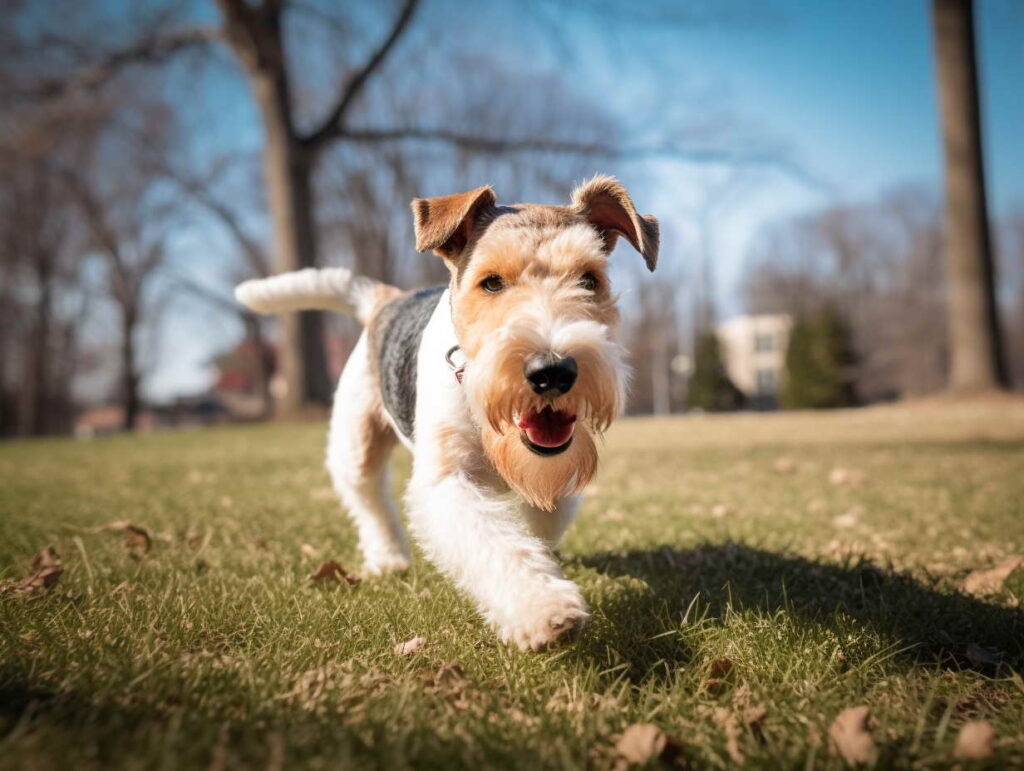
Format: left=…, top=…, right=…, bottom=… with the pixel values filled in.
left=326, top=333, right=410, bottom=575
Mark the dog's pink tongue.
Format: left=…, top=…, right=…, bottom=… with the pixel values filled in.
left=518, top=407, right=576, bottom=448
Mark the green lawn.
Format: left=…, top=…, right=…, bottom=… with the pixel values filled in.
left=2, top=401, right=1023, bottom=769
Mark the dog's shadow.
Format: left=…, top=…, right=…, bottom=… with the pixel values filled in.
left=565, top=542, right=1024, bottom=684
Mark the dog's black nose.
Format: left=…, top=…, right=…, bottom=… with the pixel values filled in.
left=524, top=354, right=578, bottom=395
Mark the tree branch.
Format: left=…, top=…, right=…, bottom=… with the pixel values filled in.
left=303, top=0, right=418, bottom=151
left=335, top=126, right=825, bottom=187
left=15, top=26, right=218, bottom=102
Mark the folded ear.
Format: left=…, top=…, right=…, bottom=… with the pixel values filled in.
left=571, top=175, right=659, bottom=271
left=411, top=186, right=497, bottom=260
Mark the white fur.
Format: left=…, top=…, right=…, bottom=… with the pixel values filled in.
left=325, top=334, right=411, bottom=574
left=404, top=296, right=588, bottom=649
left=235, top=267, right=380, bottom=322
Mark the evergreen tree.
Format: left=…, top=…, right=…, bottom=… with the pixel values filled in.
left=686, top=331, right=745, bottom=412
left=781, top=305, right=857, bottom=409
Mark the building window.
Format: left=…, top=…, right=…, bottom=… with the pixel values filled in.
left=755, top=368, right=778, bottom=395
left=754, top=333, right=775, bottom=353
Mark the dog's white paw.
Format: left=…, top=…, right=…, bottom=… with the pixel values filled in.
left=363, top=551, right=411, bottom=577
left=498, top=580, right=589, bottom=651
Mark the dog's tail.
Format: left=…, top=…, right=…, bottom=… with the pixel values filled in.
left=234, top=268, right=394, bottom=324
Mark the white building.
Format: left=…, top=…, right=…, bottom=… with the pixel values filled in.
left=717, top=314, right=792, bottom=405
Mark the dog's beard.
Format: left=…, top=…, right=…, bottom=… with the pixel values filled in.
left=480, top=423, right=597, bottom=511
left=462, top=317, right=627, bottom=511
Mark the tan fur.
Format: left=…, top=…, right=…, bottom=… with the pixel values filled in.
left=571, top=174, right=660, bottom=271
left=411, top=186, right=496, bottom=259
left=482, top=424, right=597, bottom=511
left=357, top=407, right=398, bottom=476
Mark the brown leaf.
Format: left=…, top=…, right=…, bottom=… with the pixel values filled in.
left=773, top=456, right=796, bottom=474
left=962, top=556, right=1022, bottom=597
left=744, top=705, right=768, bottom=731
left=308, top=560, right=359, bottom=586
left=712, top=707, right=745, bottom=764
left=614, top=723, right=667, bottom=765
left=702, top=658, right=734, bottom=695
left=1, top=546, right=63, bottom=598
left=98, top=521, right=151, bottom=557
left=300, top=543, right=320, bottom=559
left=709, top=658, right=734, bottom=678
left=953, top=720, right=996, bottom=760
left=829, top=706, right=877, bottom=764
left=181, top=527, right=205, bottom=550
left=393, top=636, right=427, bottom=656
left=829, top=468, right=866, bottom=487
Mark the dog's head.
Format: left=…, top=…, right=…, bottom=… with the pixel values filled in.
left=412, top=175, right=659, bottom=510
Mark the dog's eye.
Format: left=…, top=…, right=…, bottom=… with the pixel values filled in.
left=480, top=275, right=505, bottom=294
left=579, top=272, right=599, bottom=292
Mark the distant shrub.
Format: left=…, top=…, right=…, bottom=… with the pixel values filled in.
left=782, top=305, right=857, bottom=409
left=687, top=330, right=745, bottom=412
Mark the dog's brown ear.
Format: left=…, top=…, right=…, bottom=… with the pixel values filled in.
left=571, top=175, right=659, bottom=271
left=411, top=186, right=497, bottom=260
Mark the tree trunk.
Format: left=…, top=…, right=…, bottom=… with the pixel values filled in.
left=121, top=305, right=140, bottom=431
left=260, top=127, right=331, bottom=415
left=931, top=0, right=1008, bottom=392
left=29, top=272, right=53, bottom=435
left=243, top=312, right=274, bottom=421
left=250, top=68, right=331, bottom=417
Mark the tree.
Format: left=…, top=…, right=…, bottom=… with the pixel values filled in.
left=931, top=0, right=1008, bottom=392
left=61, top=105, right=180, bottom=431
left=743, top=188, right=948, bottom=401
left=781, top=306, right=857, bottom=410
left=686, top=330, right=744, bottom=412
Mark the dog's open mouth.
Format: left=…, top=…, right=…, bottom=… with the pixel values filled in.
left=517, top=406, right=576, bottom=456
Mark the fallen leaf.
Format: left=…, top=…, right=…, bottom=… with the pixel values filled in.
left=709, top=658, right=734, bottom=678
left=962, top=556, right=1022, bottom=597
left=308, top=560, right=359, bottom=586
left=953, top=720, right=996, bottom=760
left=98, top=521, right=151, bottom=557
left=829, top=468, right=866, bottom=487
left=965, top=643, right=1003, bottom=667
left=745, top=705, right=768, bottom=735
left=829, top=706, right=877, bottom=764
left=832, top=509, right=861, bottom=529
left=393, top=636, right=427, bottom=656
left=1, top=546, right=63, bottom=598
left=184, top=529, right=204, bottom=550
left=300, top=543, right=320, bottom=559
left=615, top=723, right=671, bottom=765
left=713, top=709, right=743, bottom=764
left=704, top=658, right=734, bottom=695
left=773, top=456, right=796, bottom=474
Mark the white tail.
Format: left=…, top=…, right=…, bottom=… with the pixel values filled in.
left=234, top=267, right=386, bottom=323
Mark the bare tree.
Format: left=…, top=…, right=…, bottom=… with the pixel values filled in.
left=744, top=188, right=947, bottom=401
left=931, top=0, right=1008, bottom=392
left=62, top=128, right=178, bottom=431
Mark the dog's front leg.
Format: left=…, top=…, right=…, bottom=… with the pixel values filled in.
left=408, top=474, right=588, bottom=651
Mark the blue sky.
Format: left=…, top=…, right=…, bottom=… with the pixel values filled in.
left=145, top=0, right=1024, bottom=400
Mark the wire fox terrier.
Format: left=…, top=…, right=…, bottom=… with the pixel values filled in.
left=236, top=175, right=659, bottom=650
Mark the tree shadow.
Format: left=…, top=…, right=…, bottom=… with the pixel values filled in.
left=566, top=542, right=1024, bottom=684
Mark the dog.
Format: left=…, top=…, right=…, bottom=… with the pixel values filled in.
left=235, top=175, right=658, bottom=650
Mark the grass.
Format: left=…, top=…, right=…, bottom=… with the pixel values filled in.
left=1, top=400, right=1023, bottom=769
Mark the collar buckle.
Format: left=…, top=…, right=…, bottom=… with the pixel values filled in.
left=445, top=345, right=465, bottom=384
